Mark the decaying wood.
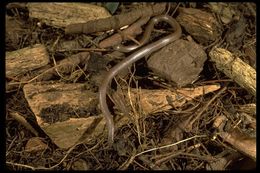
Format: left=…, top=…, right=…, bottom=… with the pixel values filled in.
left=25, top=137, right=48, bottom=153
left=148, top=39, right=207, bottom=87
left=27, top=3, right=111, bottom=28
left=220, top=129, right=256, bottom=161
left=82, top=86, right=221, bottom=147
left=22, top=82, right=219, bottom=149
left=113, top=84, right=221, bottom=115
left=6, top=52, right=90, bottom=93
left=213, top=115, right=256, bottom=161
left=6, top=44, right=49, bottom=78
left=65, top=3, right=166, bottom=34
left=176, top=7, right=221, bottom=44
left=99, top=17, right=150, bottom=48
left=209, top=48, right=256, bottom=96
left=23, top=82, right=98, bottom=149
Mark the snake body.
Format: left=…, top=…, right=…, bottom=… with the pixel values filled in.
left=98, top=15, right=182, bottom=144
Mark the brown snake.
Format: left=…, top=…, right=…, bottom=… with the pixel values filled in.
left=98, top=15, right=182, bottom=145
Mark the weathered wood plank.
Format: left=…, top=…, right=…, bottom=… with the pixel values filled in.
left=27, top=3, right=111, bottom=28
left=6, top=44, right=49, bottom=78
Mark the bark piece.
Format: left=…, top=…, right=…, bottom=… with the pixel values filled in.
left=27, top=3, right=111, bottom=28
left=22, top=82, right=219, bottom=148
left=25, top=137, right=48, bottom=153
left=65, top=3, right=166, bottom=34
left=213, top=115, right=256, bottom=161
left=6, top=52, right=90, bottom=93
left=148, top=39, right=207, bottom=87
left=220, top=129, right=256, bottom=161
left=113, top=84, right=220, bottom=115
left=209, top=48, right=256, bottom=96
left=6, top=44, right=49, bottom=78
left=23, top=82, right=98, bottom=149
left=80, top=85, right=221, bottom=147
left=208, top=2, right=236, bottom=24
left=176, top=7, right=221, bottom=44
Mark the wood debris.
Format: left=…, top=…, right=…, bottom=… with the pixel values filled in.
left=23, top=82, right=98, bottom=149
left=27, top=3, right=111, bottom=28
left=176, top=7, right=221, bottom=44
left=99, top=17, right=150, bottom=48
left=65, top=3, right=166, bottom=34
left=213, top=115, right=256, bottom=161
left=6, top=44, right=49, bottom=78
left=25, top=137, right=48, bottom=153
left=114, top=84, right=221, bottom=115
left=209, top=48, right=256, bottom=96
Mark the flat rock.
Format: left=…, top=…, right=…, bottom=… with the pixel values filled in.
left=147, top=39, right=207, bottom=87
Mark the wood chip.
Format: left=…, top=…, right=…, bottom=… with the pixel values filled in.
left=23, top=82, right=99, bottom=149
left=25, top=137, right=48, bottom=153
left=220, top=129, right=256, bottom=161
left=209, top=48, right=256, bottom=96
left=6, top=44, right=49, bottom=78
left=114, top=84, right=221, bottom=115
left=27, top=3, right=111, bottom=28
left=177, top=7, right=221, bottom=43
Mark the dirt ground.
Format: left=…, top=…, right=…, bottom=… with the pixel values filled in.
left=5, top=2, right=256, bottom=170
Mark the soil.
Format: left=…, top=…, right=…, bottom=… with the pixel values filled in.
left=5, top=2, right=256, bottom=170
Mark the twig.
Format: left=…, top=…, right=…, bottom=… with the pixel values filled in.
left=127, top=66, right=143, bottom=148
left=57, top=48, right=109, bottom=52
left=8, top=111, right=39, bottom=136
left=171, top=2, right=180, bottom=16
left=134, top=135, right=207, bottom=157
left=155, top=143, right=202, bottom=165
left=183, top=86, right=227, bottom=131
left=7, top=142, right=83, bottom=170
left=118, top=149, right=137, bottom=170
left=6, top=161, right=36, bottom=170
left=99, top=17, right=150, bottom=48
left=65, top=3, right=166, bottom=34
